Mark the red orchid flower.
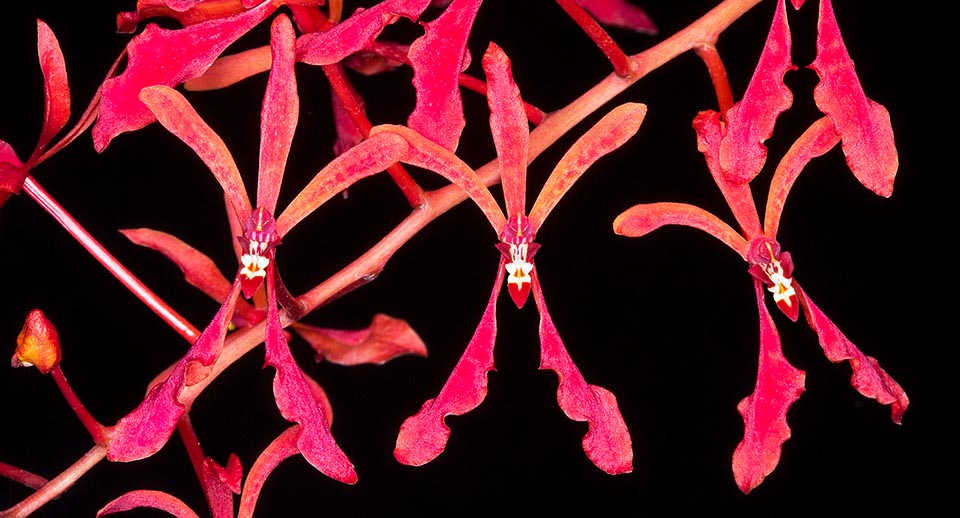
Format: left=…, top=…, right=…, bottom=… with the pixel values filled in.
left=370, top=43, right=646, bottom=474
left=613, top=0, right=907, bottom=493
left=0, top=20, right=70, bottom=207
left=106, top=14, right=411, bottom=485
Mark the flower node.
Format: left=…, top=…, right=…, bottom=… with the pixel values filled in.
left=239, top=207, right=280, bottom=299
left=747, top=237, right=798, bottom=321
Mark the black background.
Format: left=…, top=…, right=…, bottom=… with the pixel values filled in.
left=1, top=1, right=952, bottom=516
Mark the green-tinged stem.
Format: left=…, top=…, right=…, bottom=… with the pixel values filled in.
left=23, top=177, right=200, bottom=342
left=0, top=445, right=106, bottom=518
left=50, top=366, right=111, bottom=446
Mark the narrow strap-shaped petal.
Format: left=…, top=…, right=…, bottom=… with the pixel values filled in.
left=394, top=262, right=504, bottom=466
left=764, top=117, right=840, bottom=238
left=407, top=0, right=482, bottom=151
left=257, top=14, right=298, bottom=214
left=532, top=273, right=632, bottom=474
left=139, top=85, right=252, bottom=220
left=732, top=280, right=806, bottom=493
left=97, top=490, right=200, bottom=518
left=297, top=0, right=432, bottom=66
left=371, top=124, right=506, bottom=231
left=810, top=0, right=897, bottom=197
left=93, top=0, right=278, bottom=151
left=613, top=202, right=749, bottom=259
left=292, top=313, right=427, bottom=366
left=264, top=266, right=357, bottom=483
left=275, top=131, right=407, bottom=237
left=575, top=0, right=657, bottom=33
left=529, top=102, right=647, bottom=230
left=238, top=426, right=301, bottom=518
left=119, top=228, right=259, bottom=324
left=718, top=0, right=794, bottom=185
left=29, top=20, right=71, bottom=165
left=797, top=282, right=908, bottom=423
left=482, top=42, right=528, bottom=218
left=108, top=279, right=243, bottom=462
left=183, top=45, right=272, bottom=91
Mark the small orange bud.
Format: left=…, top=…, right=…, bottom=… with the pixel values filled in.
left=12, top=309, right=61, bottom=374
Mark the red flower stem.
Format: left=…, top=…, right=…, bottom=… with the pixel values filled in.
left=555, top=0, right=633, bottom=77
left=0, top=462, right=47, bottom=491
left=22, top=177, right=200, bottom=342
left=322, top=63, right=425, bottom=207
left=50, top=365, right=111, bottom=446
left=694, top=43, right=735, bottom=114
left=171, top=0, right=769, bottom=417
left=1, top=445, right=107, bottom=518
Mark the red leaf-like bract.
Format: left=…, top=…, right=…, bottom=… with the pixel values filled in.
left=263, top=267, right=357, bottom=483
left=576, top=0, right=657, bottom=34
left=718, top=0, right=794, bottom=185
left=532, top=275, right=632, bottom=474
left=97, top=490, right=200, bottom=518
left=297, top=0, right=431, bottom=66
left=732, top=280, right=805, bottom=493
left=238, top=426, right=301, bottom=518
left=407, top=0, right=482, bottom=151
left=108, top=279, right=242, bottom=462
left=93, top=0, right=277, bottom=151
left=394, top=263, right=503, bottom=466
left=257, top=14, right=298, bottom=214
left=32, top=19, right=71, bottom=164
left=797, top=284, right=908, bottom=423
left=809, top=0, right=897, bottom=197
left=483, top=42, right=528, bottom=219
left=293, top=313, right=427, bottom=365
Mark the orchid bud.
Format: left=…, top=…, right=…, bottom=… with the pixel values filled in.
left=12, top=309, right=61, bottom=374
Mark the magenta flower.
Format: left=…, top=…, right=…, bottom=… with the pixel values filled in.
left=106, top=14, right=413, bottom=485
left=371, top=43, right=646, bottom=474
left=613, top=0, right=907, bottom=493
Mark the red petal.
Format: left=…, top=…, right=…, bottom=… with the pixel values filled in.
left=138, top=85, right=252, bottom=220
left=93, top=0, right=277, bottom=151
left=264, top=267, right=357, bottom=483
left=97, top=490, right=200, bottom=518
left=108, top=279, right=242, bottom=462
left=0, top=141, right=28, bottom=198
left=482, top=42, right=528, bottom=218
left=797, top=284, right=909, bottom=423
left=575, top=0, right=657, bottom=34
left=394, top=263, right=503, bottom=466
left=237, top=426, right=301, bottom=518
left=529, top=102, right=647, bottom=230
left=293, top=313, right=427, bottom=365
left=810, top=0, right=897, bottom=197
left=732, top=280, right=805, bottom=493
left=297, top=0, right=431, bottom=66
left=30, top=20, right=70, bottom=164
left=407, top=0, right=481, bottom=151
left=532, top=275, right=632, bottom=474
left=718, top=0, right=794, bottom=185
left=184, top=45, right=272, bottom=91
left=613, top=201, right=749, bottom=259
left=257, top=15, right=297, bottom=214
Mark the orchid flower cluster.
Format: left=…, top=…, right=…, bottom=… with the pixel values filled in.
left=1, top=0, right=906, bottom=515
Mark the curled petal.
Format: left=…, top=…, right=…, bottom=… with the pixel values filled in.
left=718, top=0, right=794, bottom=185
left=394, top=263, right=504, bottom=466
left=293, top=313, right=427, bottom=366
left=93, top=0, right=277, bottom=151
left=764, top=117, right=840, bottom=238
left=97, top=490, right=200, bottom=518
left=797, top=284, right=908, bottom=423
left=138, top=85, right=252, bottom=219
left=238, top=426, right=301, bottom=518
left=576, top=0, right=657, bottom=34
left=108, top=279, right=242, bottom=462
left=264, top=268, right=357, bottom=483
left=529, top=102, right=647, bottom=230
left=482, top=42, right=528, bottom=219
left=532, top=275, right=632, bottom=474
left=613, top=202, right=749, bottom=259
left=732, top=280, right=806, bottom=493
left=407, top=0, right=482, bottom=151
left=275, top=131, right=408, bottom=237
left=297, top=0, right=431, bottom=66
left=31, top=20, right=71, bottom=164
left=257, top=14, right=298, bottom=214
left=810, top=0, right=897, bottom=197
